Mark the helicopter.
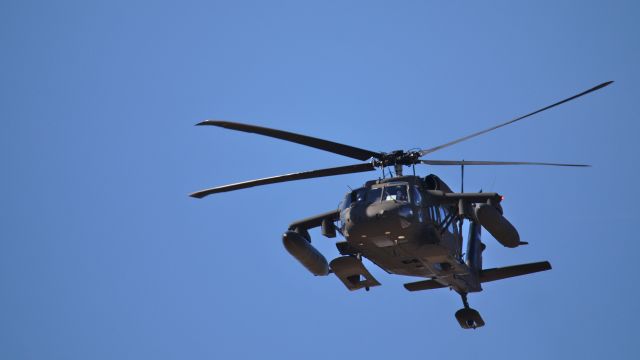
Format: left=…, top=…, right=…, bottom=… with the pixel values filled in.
left=190, top=81, right=612, bottom=329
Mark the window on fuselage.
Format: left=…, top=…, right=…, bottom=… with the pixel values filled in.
left=439, top=207, right=447, bottom=222
left=428, top=206, right=452, bottom=228
left=364, top=184, right=410, bottom=203
left=429, top=206, right=440, bottom=224
left=342, top=188, right=367, bottom=210
left=412, top=186, right=422, bottom=206
left=339, top=194, right=352, bottom=212
left=382, top=184, right=409, bottom=202
left=446, top=207, right=456, bottom=233
left=433, top=206, right=457, bottom=234
left=366, top=188, right=382, bottom=202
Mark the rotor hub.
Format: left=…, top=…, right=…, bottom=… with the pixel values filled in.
left=373, top=150, right=421, bottom=168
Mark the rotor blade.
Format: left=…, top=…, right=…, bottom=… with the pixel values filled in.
left=197, top=120, right=381, bottom=161
left=420, top=160, right=590, bottom=167
left=190, top=162, right=376, bottom=198
left=419, top=81, right=613, bottom=156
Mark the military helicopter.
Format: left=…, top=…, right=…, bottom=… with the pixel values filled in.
left=191, top=81, right=612, bottom=329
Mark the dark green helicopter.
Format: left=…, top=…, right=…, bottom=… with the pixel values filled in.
left=191, top=81, right=612, bottom=329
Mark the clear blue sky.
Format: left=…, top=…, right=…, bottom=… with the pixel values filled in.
left=2, top=1, right=639, bottom=359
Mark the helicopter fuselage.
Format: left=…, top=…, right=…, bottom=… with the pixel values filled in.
left=336, top=175, right=478, bottom=292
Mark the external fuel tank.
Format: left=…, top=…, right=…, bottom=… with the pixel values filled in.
left=474, top=203, right=520, bottom=248
left=282, top=230, right=330, bottom=276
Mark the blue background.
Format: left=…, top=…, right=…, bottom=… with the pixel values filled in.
left=2, top=1, right=638, bottom=359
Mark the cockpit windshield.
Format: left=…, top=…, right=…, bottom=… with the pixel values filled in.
left=343, top=183, right=411, bottom=208
left=382, top=184, right=408, bottom=202
left=364, top=184, right=409, bottom=203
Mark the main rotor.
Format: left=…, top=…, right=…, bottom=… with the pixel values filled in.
left=190, top=81, right=612, bottom=198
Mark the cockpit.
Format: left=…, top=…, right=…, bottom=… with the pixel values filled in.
left=340, top=182, right=419, bottom=211
left=366, top=184, right=409, bottom=203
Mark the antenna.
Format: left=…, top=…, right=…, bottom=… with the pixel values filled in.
left=461, top=161, right=465, bottom=193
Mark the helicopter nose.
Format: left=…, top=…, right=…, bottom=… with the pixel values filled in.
left=344, top=202, right=414, bottom=238
left=366, top=201, right=405, bottom=219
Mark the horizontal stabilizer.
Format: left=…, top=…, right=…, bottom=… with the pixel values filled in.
left=403, top=279, right=447, bottom=292
left=480, top=261, right=551, bottom=283
left=403, top=261, right=551, bottom=292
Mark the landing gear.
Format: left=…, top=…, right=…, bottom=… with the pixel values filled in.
left=455, top=293, right=485, bottom=329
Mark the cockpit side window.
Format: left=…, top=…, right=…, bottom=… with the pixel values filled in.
left=412, top=186, right=422, bottom=206
left=343, top=188, right=367, bottom=210
left=340, top=194, right=352, bottom=211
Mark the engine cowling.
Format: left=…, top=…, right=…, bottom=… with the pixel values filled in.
left=424, top=174, right=454, bottom=193
left=473, top=203, right=520, bottom=248
left=282, top=230, right=330, bottom=276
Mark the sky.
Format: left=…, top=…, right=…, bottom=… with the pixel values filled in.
left=2, top=0, right=639, bottom=359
